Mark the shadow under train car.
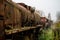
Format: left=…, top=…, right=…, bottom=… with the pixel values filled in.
left=5, top=26, right=41, bottom=40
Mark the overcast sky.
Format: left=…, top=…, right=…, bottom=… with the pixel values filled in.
left=12, top=0, right=60, bottom=22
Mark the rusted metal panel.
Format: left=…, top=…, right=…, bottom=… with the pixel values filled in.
left=0, top=1, right=5, bottom=16
left=4, top=2, right=22, bottom=29
left=0, top=0, right=5, bottom=40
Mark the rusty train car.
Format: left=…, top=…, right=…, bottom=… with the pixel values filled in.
left=4, top=0, right=41, bottom=29
left=0, top=0, right=41, bottom=39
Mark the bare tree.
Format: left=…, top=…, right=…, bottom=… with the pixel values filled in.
left=56, top=11, right=60, bottom=21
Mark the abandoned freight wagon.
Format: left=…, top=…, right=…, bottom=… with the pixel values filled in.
left=0, top=0, right=48, bottom=40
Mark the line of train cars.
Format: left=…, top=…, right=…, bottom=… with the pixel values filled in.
left=0, top=0, right=53, bottom=40
left=0, top=0, right=52, bottom=30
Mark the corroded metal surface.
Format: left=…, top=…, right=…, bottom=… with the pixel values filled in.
left=5, top=25, right=42, bottom=35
